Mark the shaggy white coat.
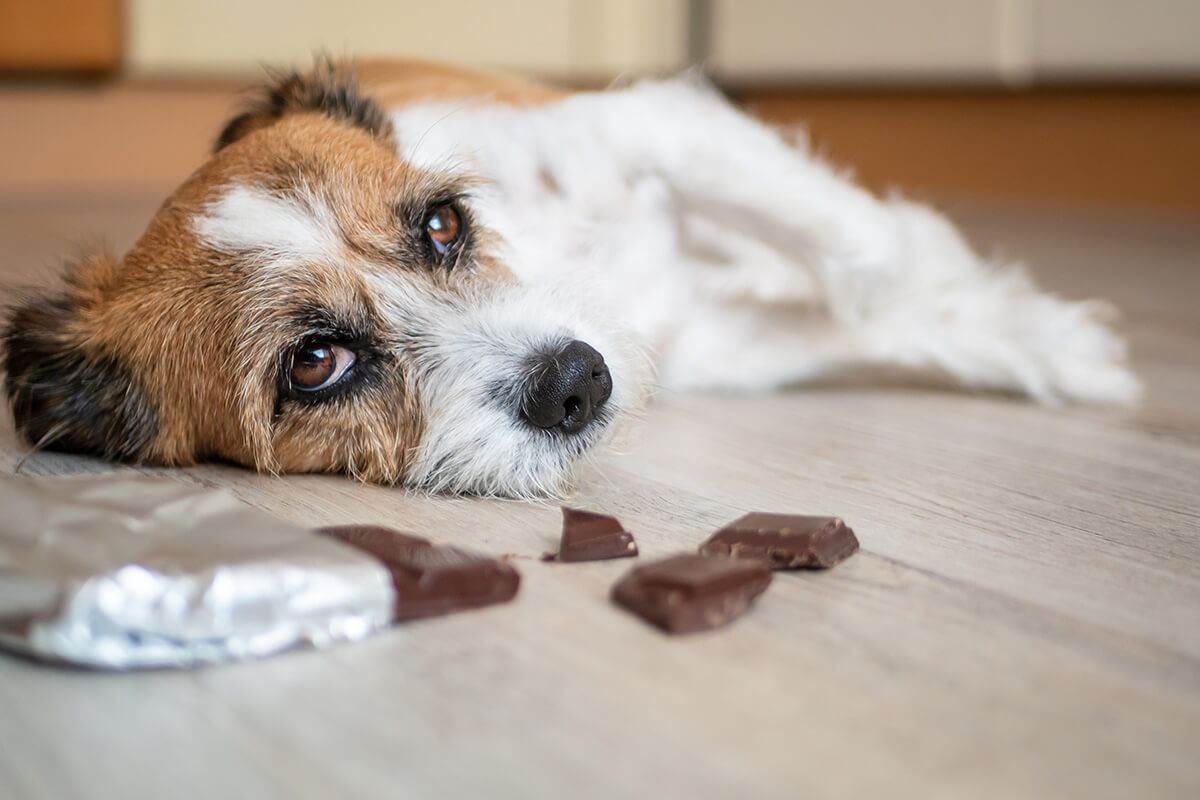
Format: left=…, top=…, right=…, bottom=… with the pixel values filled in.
left=198, top=75, right=1139, bottom=496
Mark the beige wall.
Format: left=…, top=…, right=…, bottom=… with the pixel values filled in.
left=126, top=0, right=688, bottom=80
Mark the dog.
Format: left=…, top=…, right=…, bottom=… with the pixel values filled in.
left=1, top=59, right=1139, bottom=497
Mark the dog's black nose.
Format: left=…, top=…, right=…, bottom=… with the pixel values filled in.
left=522, top=340, right=612, bottom=434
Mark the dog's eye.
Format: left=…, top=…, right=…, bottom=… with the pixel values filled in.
left=426, top=204, right=461, bottom=256
left=290, top=343, right=356, bottom=392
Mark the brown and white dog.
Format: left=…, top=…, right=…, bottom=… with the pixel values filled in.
left=2, top=60, right=1138, bottom=497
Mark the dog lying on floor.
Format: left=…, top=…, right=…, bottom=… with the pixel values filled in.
left=1, top=60, right=1139, bottom=497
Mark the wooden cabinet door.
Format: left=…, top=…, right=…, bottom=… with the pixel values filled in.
left=0, top=0, right=120, bottom=71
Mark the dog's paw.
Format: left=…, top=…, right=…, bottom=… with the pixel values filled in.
left=957, top=285, right=1143, bottom=406
left=868, top=268, right=1142, bottom=406
left=1023, top=296, right=1142, bottom=406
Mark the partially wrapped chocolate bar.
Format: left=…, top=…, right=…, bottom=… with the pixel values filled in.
left=699, top=513, right=859, bottom=569
left=317, top=525, right=520, bottom=621
left=611, top=554, right=772, bottom=634
left=0, top=475, right=395, bottom=669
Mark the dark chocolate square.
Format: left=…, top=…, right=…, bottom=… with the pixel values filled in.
left=551, top=507, right=638, bottom=562
left=699, top=513, right=859, bottom=569
left=611, top=554, right=772, bottom=634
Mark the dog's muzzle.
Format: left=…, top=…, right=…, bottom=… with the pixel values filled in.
left=521, top=340, right=613, bottom=434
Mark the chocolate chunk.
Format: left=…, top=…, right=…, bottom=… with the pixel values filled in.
left=611, top=554, right=772, bottom=634
left=699, top=513, right=859, bottom=569
left=550, top=507, right=638, bottom=562
left=317, top=525, right=520, bottom=621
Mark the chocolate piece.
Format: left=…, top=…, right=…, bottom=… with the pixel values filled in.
left=699, top=513, right=859, bottom=569
left=551, top=507, right=638, bottom=562
left=611, top=554, right=772, bottom=634
left=317, top=525, right=520, bottom=621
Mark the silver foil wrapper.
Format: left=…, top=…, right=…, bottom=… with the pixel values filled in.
left=0, top=473, right=396, bottom=669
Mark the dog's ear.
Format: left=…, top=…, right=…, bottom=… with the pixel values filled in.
left=2, top=253, right=159, bottom=462
left=215, top=60, right=394, bottom=151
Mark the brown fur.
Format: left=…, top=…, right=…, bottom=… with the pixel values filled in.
left=3, top=60, right=534, bottom=483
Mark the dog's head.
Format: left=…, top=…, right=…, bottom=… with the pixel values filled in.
left=2, top=64, right=647, bottom=497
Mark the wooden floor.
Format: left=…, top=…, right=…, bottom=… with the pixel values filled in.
left=1, top=183, right=1199, bottom=797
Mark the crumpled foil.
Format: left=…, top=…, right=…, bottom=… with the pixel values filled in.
left=0, top=473, right=395, bottom=669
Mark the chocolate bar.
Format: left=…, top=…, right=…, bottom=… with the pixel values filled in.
left=611, top=554, right=772, bottom=634
left=548, top=507, right=638, bottom=562
left=317, top=525, right=520, bottom=621
left=699, top=513, right=859, bottom=569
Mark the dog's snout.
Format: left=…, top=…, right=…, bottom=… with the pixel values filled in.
left=522, top=340, right=613, bottom=434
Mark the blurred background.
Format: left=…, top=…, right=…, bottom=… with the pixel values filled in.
left=0, top=0, right=1198, bottom=213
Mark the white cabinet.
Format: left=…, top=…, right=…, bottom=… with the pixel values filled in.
left=708, top=0, right=1005, bottom=83
left=126, top=0, right=1200, bottom=83
left=1033, top=0, right=1200, bottom=78
left=708, top=0, right=1200, bottom=84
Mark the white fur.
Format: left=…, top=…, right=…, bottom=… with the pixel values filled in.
left=194, top=75, right=1141, bottom=498
left=362, top=271, right=648, bottom=497
left=388, top=76, right=1140, bottom=406
left=194, top=184, right=344, bottom=265
left=197, top=181, right=649, bottom=497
